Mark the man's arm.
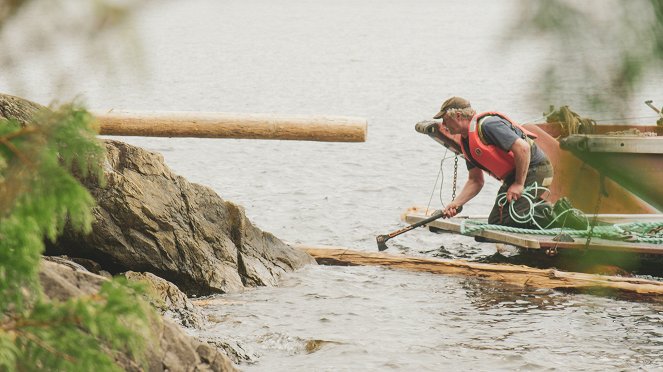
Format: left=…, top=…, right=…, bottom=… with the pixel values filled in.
left=443, top=167, right=484, bottom=217
left=506, top=138, right=531, bottom=202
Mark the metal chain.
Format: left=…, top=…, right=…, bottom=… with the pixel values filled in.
left=452, top=156, right=458, bottom=201
left=583, top=174, right=606, bottom=250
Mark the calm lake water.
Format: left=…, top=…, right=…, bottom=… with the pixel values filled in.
left=4, top=0, right=663, bottom=370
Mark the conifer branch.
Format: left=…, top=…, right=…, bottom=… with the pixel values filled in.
left=3, top=315, right=84, bottom=331
left=0, top=101, right=148, bottom=369
left=17, top=329, right=77, bottom=363
left=0, top=138, right=33, bottom=168
left=0, top=126, right=36, bottom=141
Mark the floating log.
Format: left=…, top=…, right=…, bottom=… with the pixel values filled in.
left=92, top=110, right=367, bottom=142
left=295, top=245, right=663, bottom=299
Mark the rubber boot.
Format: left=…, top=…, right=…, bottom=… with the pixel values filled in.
left=552, top=197, right=588, bottom=230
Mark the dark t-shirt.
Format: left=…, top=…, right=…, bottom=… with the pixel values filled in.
left=464, top=115, right=547, bottom=170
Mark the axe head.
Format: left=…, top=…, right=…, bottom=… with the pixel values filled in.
left=376, top=235, right=390, bottom=251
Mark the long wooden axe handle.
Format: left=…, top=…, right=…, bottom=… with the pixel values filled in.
left=376, top=207, right=462, bottom=251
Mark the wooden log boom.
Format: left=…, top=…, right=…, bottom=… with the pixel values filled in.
left=93, top=110, right=368, bottom=142
left=295, top=245, right=663, bottom=300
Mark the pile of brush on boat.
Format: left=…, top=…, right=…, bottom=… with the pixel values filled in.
left=396, top=103, right=663, bottom=277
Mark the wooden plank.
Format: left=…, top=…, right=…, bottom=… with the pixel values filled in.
left=294, top=245, right=663, bottom=299
left=585, top=214, right=663, bottom=223
left=529, top=123, right=663, bottom=139
left=441, top=213, right=663, bottom=224
left=93, top=110, right=368, bottom=142
left=539, top=239, right=663, bottom=255
left=402, top=213, right=542, bottom=249
left=564, top=135, right=663, bottom=154
left=401, top=207, right=663, bottom=255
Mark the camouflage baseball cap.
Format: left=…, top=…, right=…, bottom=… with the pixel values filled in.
left=433, top=96, right=471, bottom=119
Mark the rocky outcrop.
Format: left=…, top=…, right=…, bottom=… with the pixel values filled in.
left=1, top=93, right=314, bottom=297
left=3, top=92, right=316, bottom=367
left=0, top=93, right=44, bottom=126
left=49, top=139, right=315, bottom=296
left=124, top=271, right=206, bottom=329
left=39, top=259, right=237, bottom=371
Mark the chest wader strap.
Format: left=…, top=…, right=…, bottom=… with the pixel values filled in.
left=478, top=116, right=536, bottom=148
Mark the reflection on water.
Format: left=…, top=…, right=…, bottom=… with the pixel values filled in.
left=478, top=246, right=663, bottom=278
left=194, top=266, right=663, bottom=370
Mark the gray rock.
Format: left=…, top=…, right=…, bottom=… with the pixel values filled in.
left=52, top=139, right=315, bottom=296
left=43, top=255, right=111, bottom=278
left=39, top=258, right=107, bottom=302
left=42, top=255, right=90, bottom=273
left=39, top=259, right=237, bottom=372
left=0, top=92, right=314, bottom=297
left=205, top=339, right=260, bottom=365
left=70, top=257, right=105, bottom=274
left=0, top=92, right=43, bottom=126
left=124, top=271, right=206, bottom=329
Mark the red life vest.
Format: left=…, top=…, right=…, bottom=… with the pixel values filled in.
left=460, top=112, right=537, bottom=180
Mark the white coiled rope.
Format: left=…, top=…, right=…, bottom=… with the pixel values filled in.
left=458, top=183, right=663, bottom=244
left=493, top=182, right=590, bottom=231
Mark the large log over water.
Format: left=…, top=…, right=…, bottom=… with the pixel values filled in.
left=93, top=110, right=368, bottom=142
left=296, top=245, right=663, bottom=300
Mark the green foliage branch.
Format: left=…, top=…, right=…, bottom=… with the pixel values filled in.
left=511, top=0, right=663, bottom=115
left=0, top=104, right=150, bottom=370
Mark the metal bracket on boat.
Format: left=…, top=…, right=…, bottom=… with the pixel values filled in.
left=545, top=246, right=559, bottom=257
left=553, top=232, right=574, bottom=242
left=547, top=233, right=574, bottom=257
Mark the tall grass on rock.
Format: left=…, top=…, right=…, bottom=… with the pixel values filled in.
left=0, top=103, right=150, bottom=371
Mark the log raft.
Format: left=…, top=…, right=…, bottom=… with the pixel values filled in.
left=401, top=206, right=663, bottom=255
left=93, top=110, right=367, bottom=142
left=295, top=245, right=663, bottom=300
